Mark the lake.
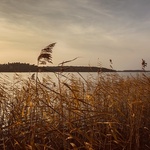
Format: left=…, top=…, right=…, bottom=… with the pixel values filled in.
left=0, top=72, right=150, bottom=84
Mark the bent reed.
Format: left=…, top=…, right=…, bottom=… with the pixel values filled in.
left=0, top=72, right=150, bottom=150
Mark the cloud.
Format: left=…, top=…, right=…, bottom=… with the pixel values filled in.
left=0, top=0, right=150, bottom=69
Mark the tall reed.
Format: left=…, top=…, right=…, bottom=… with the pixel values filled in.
left=0, top=72, right=150, bottom=150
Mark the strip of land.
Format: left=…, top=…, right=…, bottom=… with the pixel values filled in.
left=0, top=63, right=149, bottom=72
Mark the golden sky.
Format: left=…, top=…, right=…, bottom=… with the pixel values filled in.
left=0, top=0, right=150, bottom=70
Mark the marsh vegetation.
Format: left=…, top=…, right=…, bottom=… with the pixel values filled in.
left=0, top=72, right=150, bottom=150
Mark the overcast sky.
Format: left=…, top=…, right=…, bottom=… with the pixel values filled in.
left=0, top=0, right=150, bottom=70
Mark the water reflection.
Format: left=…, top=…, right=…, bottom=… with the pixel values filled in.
left=0, top=71, right=150, bottom=83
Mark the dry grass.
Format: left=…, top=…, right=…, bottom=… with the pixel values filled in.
left=0, top=72, right=150, bottom=150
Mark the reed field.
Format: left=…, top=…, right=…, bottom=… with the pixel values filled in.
left=0, top=72, right=150, bottom=150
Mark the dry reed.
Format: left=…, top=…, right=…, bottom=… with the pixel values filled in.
left=0, top=72, right=150, bottom=150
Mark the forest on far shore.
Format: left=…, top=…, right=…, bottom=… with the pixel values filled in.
left=0, top=62, right=116, bottom=72
left=0, top=62, right=149, bottom=72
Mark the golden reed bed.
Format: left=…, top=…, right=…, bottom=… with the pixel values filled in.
left=0, top=72, right=150, bottom=150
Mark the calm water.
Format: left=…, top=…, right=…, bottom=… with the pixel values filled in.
left=0, top=72, right=150, bottom=83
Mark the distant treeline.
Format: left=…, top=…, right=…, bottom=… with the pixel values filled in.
left=0, top=62, right=116, bottom=72
left=40, top=65, right=115, bottom=72
left=0, top=63, right=37, bottom=72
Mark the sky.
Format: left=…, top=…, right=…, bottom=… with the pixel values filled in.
left=0, top=0, right=150, bottom=70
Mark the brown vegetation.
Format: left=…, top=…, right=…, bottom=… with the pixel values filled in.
left=0, top=72, right=150, bottom=150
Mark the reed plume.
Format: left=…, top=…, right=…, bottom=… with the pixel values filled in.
left=37, top=42, right=56, bottom=65
left=142, top=59, right=147, bottom=70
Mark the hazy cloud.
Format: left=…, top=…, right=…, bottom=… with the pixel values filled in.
left=0, top=0, right=150, bottom=69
